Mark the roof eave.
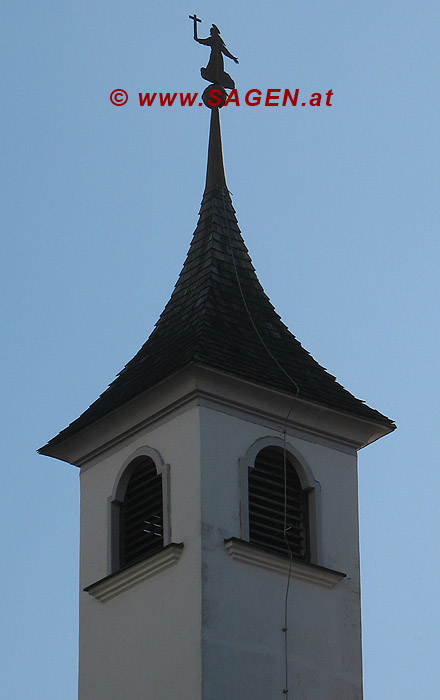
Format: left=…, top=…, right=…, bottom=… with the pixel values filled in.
left=38, top=362, right=395, bottom=468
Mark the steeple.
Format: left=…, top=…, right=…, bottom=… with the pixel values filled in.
left=40, top=27, right=395, bottom=700
left=40, top=102, right=394, bottom=456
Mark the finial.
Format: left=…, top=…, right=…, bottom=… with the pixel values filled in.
left=189, top=16, right=233, bottom=192
left=189, top=14, right=239, bottom=107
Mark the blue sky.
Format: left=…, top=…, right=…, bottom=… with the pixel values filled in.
left=2, top=1, right=439, bottom=698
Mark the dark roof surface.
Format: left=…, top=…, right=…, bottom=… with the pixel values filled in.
left=41, top=110, right=394, bottom=452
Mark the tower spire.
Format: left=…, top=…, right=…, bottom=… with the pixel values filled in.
left=204, top=106, right=227, bottom=193
left=39, top=25, right=394, bottom=456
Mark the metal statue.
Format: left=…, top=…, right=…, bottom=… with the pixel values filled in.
left=189, top=14, right=239, bottom=89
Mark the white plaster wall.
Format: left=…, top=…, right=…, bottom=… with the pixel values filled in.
left=199, top=405, right=363, bottom=700
left=77, top=385, right=365, bottom=699
left=78, top=406, right=203, bottom=700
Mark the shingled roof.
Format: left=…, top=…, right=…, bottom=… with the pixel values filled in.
left=40, top=108, right=394, bottom=453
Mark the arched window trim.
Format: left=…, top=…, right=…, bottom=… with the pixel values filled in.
left=239, top=436, right=322, bottom=565
left=108, top=446, right=171, bottom=573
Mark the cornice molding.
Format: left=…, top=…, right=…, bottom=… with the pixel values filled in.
left=224, top=538, right=345, bottom=589
left=44, top=363, right=392, bottom=468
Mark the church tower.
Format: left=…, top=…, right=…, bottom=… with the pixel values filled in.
left=40, top=40, right=394, bottom=700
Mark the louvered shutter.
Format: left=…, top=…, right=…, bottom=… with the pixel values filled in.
left=119, top=457, right=164, bottom=568
left=248, top=447, right=309, bottom=560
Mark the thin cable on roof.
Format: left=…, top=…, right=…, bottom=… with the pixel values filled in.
left=220, top=187, right=298, bottom=698
left=220, top=188, right=300, bottom=398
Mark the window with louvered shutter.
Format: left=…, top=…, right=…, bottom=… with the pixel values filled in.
left=119, top=456, right=164, bottom=569
left=248, top=447, right=309, bottom=561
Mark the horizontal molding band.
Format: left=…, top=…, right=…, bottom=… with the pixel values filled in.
left=84, top=542, right=184, bottom=602
left=224, top=538, right=345, bottom=588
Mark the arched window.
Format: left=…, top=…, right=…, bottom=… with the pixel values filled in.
left=248, top=446, right=310, bottom=561
left=117, top=456, right=164, bottom=569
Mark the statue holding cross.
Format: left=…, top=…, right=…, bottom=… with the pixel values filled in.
left=189, top=14, right=239, bottom=89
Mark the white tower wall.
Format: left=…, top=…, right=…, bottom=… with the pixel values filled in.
left=51, top=366, right=384, bottom=700
left=78, top=404, right=203, bottom=700
left=199, top=404, right=363, bottom=699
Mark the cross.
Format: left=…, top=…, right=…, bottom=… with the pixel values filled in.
left=189, top=13, right=202, bottom=39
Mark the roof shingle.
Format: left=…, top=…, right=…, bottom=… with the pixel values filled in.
left=41, top=109, right=394, bottom=452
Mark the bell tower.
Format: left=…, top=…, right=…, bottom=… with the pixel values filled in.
left=40, top=27, right=394, bottom=700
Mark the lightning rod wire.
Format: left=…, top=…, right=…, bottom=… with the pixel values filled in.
left=220, top=187, right=299, bottom=698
